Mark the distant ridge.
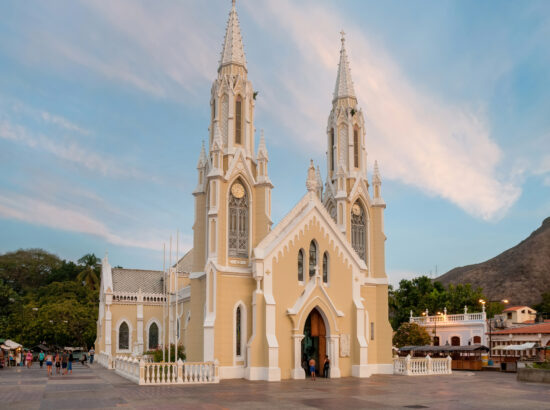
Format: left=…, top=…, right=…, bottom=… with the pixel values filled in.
left=436, top=217, right=550, bottom=306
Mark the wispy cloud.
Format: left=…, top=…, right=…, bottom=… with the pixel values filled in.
left=0, top=118, right=155, bottom=181
left=245, top=0, right=521, bottom=220
left=40, top=111, right=90, bottom=135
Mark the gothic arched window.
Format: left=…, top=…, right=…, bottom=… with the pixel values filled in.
left=322, top=252, right=329, bottom=283
left=298, top=249, right=304, bottom=282
left=228, top=181, right=248, bottom=257
left=353, top=128, right=359, bottom=168
left=351, top=202, right=367, bottom=263
left=236, top=306, right=242, bottom=356
left=309, top=241, right=317, bottom=278
left=235, top=96, right=243, bottom=145
left=148, top=322, right=159, bottom=350
left=119, top=322, right=129, bottom=350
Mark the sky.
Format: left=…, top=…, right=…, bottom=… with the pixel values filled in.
left=0, top=0, right=549, bottom=286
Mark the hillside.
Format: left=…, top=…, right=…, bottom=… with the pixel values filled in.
left=436, top=217, right=550, bottom=307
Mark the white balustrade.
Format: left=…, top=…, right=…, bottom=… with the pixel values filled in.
left=410, top=311, right=486, bottom=325
left=393, top=355, right=452, bottom=376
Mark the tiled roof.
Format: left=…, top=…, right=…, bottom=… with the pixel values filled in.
left=111, top=268, right=164, bottom=294
left=490, top=322, right=550, bottom=335
left=175, top=249, right=193, bottom=273
left=503, top=306, right=532, bottom=312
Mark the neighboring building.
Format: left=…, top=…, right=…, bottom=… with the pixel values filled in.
left=497, top=306, right=537, bottom=325
left=489, top=322, right=550, bottom=360
left=410, top=307, right=488, bottom=347
left=95, top=2, right=393, bottom=381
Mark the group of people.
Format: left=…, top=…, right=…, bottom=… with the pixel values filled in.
left=305, top=356, right=331, bottom=380
left=17, top=347, right=96, bottom=377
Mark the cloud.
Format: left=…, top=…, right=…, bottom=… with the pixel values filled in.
left=0, top=190, right=192, bottom=252
left=40, top=111, right=90, bottom=135
left=0, top=118, right=154, bottom=181
left=244, top=0, right=521, bottom=220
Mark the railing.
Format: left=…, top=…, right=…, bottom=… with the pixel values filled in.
left=98, top=353, right=219, bottom=385
left=393, top=355, right=452, bottom=376
left=97, top=351, right=113, bottom=369
left=410, top=312, right=485, bottom=325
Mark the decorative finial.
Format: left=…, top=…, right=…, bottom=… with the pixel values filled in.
left=306, top=160, right=319, bottom=192
left=232, top=0, right=236, bottom=7
left=340, top=29, right=346, bottom=44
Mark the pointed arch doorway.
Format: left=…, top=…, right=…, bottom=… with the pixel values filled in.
left=301, top=308, right=327, bottom=377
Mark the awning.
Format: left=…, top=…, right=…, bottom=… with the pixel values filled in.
left=399, top=344, right=489, bottom=353
left=500, top=342, right=537, bottom=351
left=3, top=340, right=22, bottom=349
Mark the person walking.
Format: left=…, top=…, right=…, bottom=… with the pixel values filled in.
left=81, top=352, right=87, bottom=366
left=38, top=351, right=45, bottom=368
left=68, top=351, right=74, bottom=375
left=61, top=351, right=68, bottom=375
left=55, top=352, right=61, bottom=375
left=89, top=347, right=95, bottom=364
left=26, top=351, right=33, bottom=368
left=323, top=356, right=330, bottom=378
left=308, top=358, right=316, bottom=381
left=45, top=352, right=53, bottom=376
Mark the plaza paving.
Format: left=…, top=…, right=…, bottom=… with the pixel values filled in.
left=1, top=363, right=549, bottom=409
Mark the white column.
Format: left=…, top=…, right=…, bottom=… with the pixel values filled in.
left=328, top=335, right=341, bottom=378
left=291, top=334, right=305, bottom=379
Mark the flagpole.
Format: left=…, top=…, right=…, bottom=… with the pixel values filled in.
left=162, top=243, right=166, bottom=363
left=169, top=234, right=172, bottom=360
left=175, top=229, right=179, bottom=361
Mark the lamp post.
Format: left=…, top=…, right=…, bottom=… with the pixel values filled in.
left=422, top=311, right=443, bottom=346
left=479, top=299, right=509, bottom=359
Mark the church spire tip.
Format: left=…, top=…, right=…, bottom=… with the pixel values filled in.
left=219, top=0, right=247, bottom=71
left=333, top=30, right=356, bottom=101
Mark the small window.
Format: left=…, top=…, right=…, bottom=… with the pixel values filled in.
left=433, top=336, right=440, bottom=346
left=353, top=128, right=359, bottom=168
left=309, top=241, right=317, bottom=277
left=298, top=249, right=304, bottom=282
left=322, top=252, right=329, bottom=283
left=451, top=336, right=460, bottom=346
left=119, top=322, right=129, bottom=350
left=235, top=97, right=242, bottom=145
left=473, top=336, right=481, bottom=344
left=330, top=128, right=335, bottom=171
left=370, top=322, right=374, bottom=340
left=236, top=306, right=242, bottom=356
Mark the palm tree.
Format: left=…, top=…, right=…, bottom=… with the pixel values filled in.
left=77, top=254, right=100, bottom=291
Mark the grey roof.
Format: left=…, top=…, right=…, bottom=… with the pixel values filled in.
left=174, top=249, right=194, bottom=273
left=111, top=268, right=164, bottom=294
left=399, top=344, right=489, bottom=353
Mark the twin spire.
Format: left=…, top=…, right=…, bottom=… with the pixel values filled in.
left=333, top=31, right=356, bottom=101
left=219, top=0, right=247, bottom=71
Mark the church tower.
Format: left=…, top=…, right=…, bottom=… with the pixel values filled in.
left=193, top=0, right=272, bottom=273
left=323, top=32, right=385, bottom=273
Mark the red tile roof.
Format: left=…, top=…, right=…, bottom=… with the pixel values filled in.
left=502, top=306, right=533, bottom=312
left=490, top=322, right=550, bottom=335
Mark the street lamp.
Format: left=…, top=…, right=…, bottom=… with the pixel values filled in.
left=422, top=311, right=443, bottom=346
left=479, top=299, right=509, bottom=359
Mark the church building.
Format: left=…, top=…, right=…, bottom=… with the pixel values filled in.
left=95, top=1, right=393, bottom=381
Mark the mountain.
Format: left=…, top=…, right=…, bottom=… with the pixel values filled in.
left=436, top=217, right=550, bottom=307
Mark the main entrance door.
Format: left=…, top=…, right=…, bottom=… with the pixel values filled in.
left=301, top=308, right=326, bottom=377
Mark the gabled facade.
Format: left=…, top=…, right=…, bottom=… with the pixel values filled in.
left=95, top=1, right=392, bottom=381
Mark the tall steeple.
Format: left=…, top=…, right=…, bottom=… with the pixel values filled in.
left=333, top=31, right=356, bottom=103
left=219, top=0, right=247, bottom=72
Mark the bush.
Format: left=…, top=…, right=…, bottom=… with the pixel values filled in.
left=393, top=322, right=432, bottom=348
left=145, top=344, right=185, bottom=362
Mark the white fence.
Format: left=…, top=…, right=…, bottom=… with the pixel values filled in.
left=102, top=354, right=219, bottom=385
left=393, top=355, right=452, bottom=376
left=97, top=351, right=113, bottom=369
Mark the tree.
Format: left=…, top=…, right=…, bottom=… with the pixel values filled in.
left=534, top=292, right=550, bottom=317
left=0, top=249, right=62, bottom=292
left=393, top=322, right=432, bottom=348
left=389, top=276, right=489, bottom=329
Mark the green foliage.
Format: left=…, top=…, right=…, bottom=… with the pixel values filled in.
left=392, top=322, right=432, bottom=348
left=0, top=249, right=99, bottom=349
left=145, top=344, right=186, bottom=362
left=534, top=292, right=550, bottom=315
left=389, top=276, right=488, bottom=329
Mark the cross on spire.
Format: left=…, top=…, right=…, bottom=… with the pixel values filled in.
left=340, top=29, right=346, bottom=43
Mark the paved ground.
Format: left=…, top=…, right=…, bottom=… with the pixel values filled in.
left=1, top=364, right=549, bottom=409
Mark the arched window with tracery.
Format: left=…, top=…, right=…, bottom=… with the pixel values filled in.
left=298, top=249, right=304, bottom=282
left=309, top=241, right=317, bottom=278
left=351, top=201, right=367, bottom=263
left=236, top=306, right=242, bottom=357
left=322, top=252, right=329, bottom=283
left=119, top=322, right=129, bottom=350
left=148, top=322, right=159, bottom=350
left=228, top=181, right=248, bottom=257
